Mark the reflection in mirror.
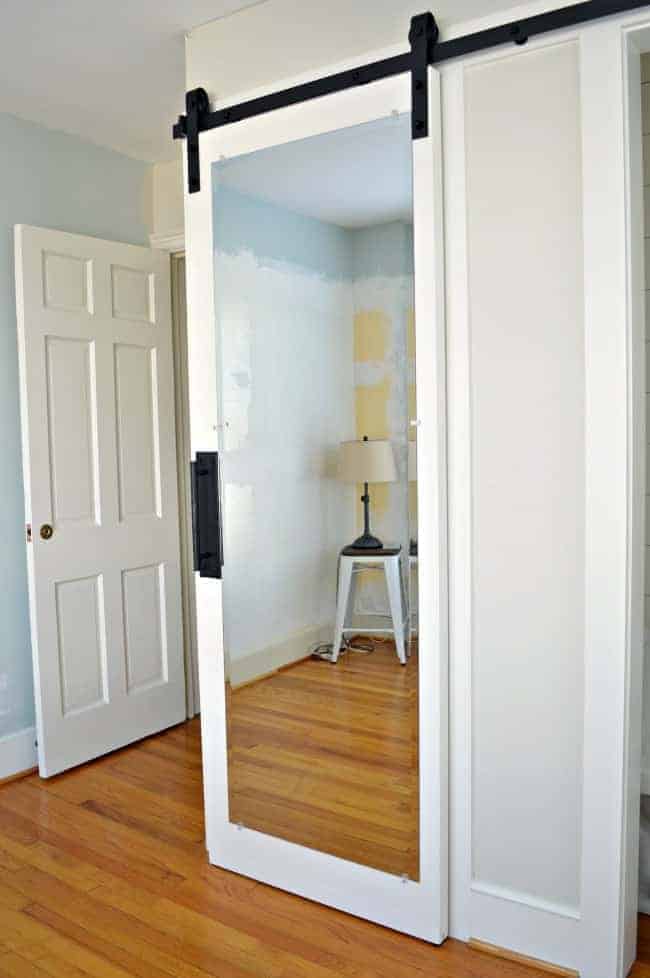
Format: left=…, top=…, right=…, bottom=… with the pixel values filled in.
left=213, top=114, right=419, bottom=879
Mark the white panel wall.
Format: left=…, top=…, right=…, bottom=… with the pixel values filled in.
left=465, top=41, right=584, bottom=914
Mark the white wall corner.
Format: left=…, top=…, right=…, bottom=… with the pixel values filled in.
left=0, top=726, right=37, bottom=780
left=151, top=157, right=185, bottom=246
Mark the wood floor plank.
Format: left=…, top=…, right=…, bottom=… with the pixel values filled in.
left=0, top=783, right=195, bottom=881
left=0, top=713, right=622, bottom=978
left=228, top=641, right=419, bottom=878
left=0, top=953, right=53, bottom=978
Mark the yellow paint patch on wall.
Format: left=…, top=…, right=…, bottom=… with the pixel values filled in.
left=407, top=383, right=417, bottom=436
left=368, top=481, right=390, bottom=516
left=355, top=377, right=389, bottom=440
left=356, top=482, right=390, bottom=532
left=406, top=307, right=416, bottom=359
left=409, top=482, right=418, bottom=525
left=354, top=309, right=389, bottom=362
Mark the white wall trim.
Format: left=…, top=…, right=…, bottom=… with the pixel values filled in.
left=469, top=885, right=582, bottom=973
left=150, top=230, right=185, bottom=253
left=470, top=881, right=581, bottom=922
left=170, top=253, right=199, bottom=718
left=641, top=766, right=650, bottom=795
left=0, top=726, right=37, bottom=780
left=445, top=17, right=648, bottom=977
left=229, top=624, right=330, bottom=688
left=620, top=26, right=646, bottom=978
left=444, top=55, right=473, bottom=945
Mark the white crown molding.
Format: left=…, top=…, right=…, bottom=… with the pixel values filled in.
left=149, top=229, right=185, bottom=253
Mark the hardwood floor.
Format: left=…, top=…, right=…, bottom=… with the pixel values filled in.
left=228, top=638, right=419, bottom=879
left=632, top=914, right=650, bottom=976
left=0, top=715, right=563, bottom=978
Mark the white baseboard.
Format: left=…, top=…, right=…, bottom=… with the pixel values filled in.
left=469, top=882, right=581, bottom=974
left=0, top=726, right=37, bottom=780
left=230, top=623, right=331, bottom=688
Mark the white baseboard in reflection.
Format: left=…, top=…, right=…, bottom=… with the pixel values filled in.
left=229, top=623, right=332, bottom=688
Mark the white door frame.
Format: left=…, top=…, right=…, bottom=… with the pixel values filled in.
left=148, top=239, right=200, bottom=719
left=170, top=253, right=200, bottom=717
left=183, top=67, right=448, bottom=941
left=442, top=14, right=649, bottom=977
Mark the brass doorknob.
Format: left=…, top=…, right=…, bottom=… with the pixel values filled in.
left=40, top=523, right=53, bottom=540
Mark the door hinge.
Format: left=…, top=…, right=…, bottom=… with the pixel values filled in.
left=26, top=523, right=32, bottom=543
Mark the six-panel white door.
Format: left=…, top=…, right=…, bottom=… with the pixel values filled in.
left=15, top=225, right=186, bottom=776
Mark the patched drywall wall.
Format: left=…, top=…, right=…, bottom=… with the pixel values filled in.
left=212, top=181, right=356, bottom=684
left=350, top=222, right=415, bottom=618
left=0, top=113, right=151, bottom=745
left=212, top=174, right=415, bottom=681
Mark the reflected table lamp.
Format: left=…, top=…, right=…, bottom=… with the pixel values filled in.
left=339, top=436, right=397, bottom=550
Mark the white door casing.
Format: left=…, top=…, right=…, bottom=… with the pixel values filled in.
left=15, top=225, right=186, bottom=777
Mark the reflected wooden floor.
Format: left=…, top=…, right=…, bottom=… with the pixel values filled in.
left=632, top=914, right=650, bottom=975
left=0, top=717, right=585, bottom=978
left=228, top=638, right=419, bottom=879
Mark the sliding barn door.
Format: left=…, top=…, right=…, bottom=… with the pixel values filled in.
left=15, top=225, right=186, bottom=777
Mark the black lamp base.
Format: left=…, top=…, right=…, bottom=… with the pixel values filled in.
left=349, top=531, right=383, bottom=550
left=350, top=477, right=383, bottom=550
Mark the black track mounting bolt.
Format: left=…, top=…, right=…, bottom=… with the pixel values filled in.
left=510, top=23, right=529, bottom=45
left=409, top=12, right=438, bottom=140
left=173, top=87, right=210, bottom=194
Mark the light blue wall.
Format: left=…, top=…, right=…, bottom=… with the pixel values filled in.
left=0, top=113, right=150, bottom=739
left=212, top=177, right=414, bottom=283
left=212, top=179, right=351, bottom=280
left=350, top=221, right=413, bottom=279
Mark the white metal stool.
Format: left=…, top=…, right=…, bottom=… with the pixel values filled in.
left=331, top=546, right=407, bottom=664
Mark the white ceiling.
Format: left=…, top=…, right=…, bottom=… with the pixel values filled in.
left=0, top=0, right=264, bottom=162
left=0, top=0, right=531, bottom=164
left=217, top=114, right=413, bottom=228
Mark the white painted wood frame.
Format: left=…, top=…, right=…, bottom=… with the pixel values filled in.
left=183, top=3, right=650, bottom=973
left=170, top=253, right=200, bottom=718
left=444, top=13, right=650, bottom=977
left=183, top=67, right=448, bottom=941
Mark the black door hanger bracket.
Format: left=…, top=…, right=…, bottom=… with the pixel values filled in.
left=191, top=451, right=223, bottom=579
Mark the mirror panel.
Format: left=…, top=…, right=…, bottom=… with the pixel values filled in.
left=212, top=113, right=419, bottom=879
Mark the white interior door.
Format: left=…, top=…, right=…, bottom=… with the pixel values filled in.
left=15, top=225, right=186, bottom=777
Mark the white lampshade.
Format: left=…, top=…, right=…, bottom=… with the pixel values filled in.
left=339, top=439, right=397, bottom=484
left=408, top=441, right=417, bottom=482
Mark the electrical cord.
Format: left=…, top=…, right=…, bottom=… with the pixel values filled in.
left=310, top=634, right=375, bottom=662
